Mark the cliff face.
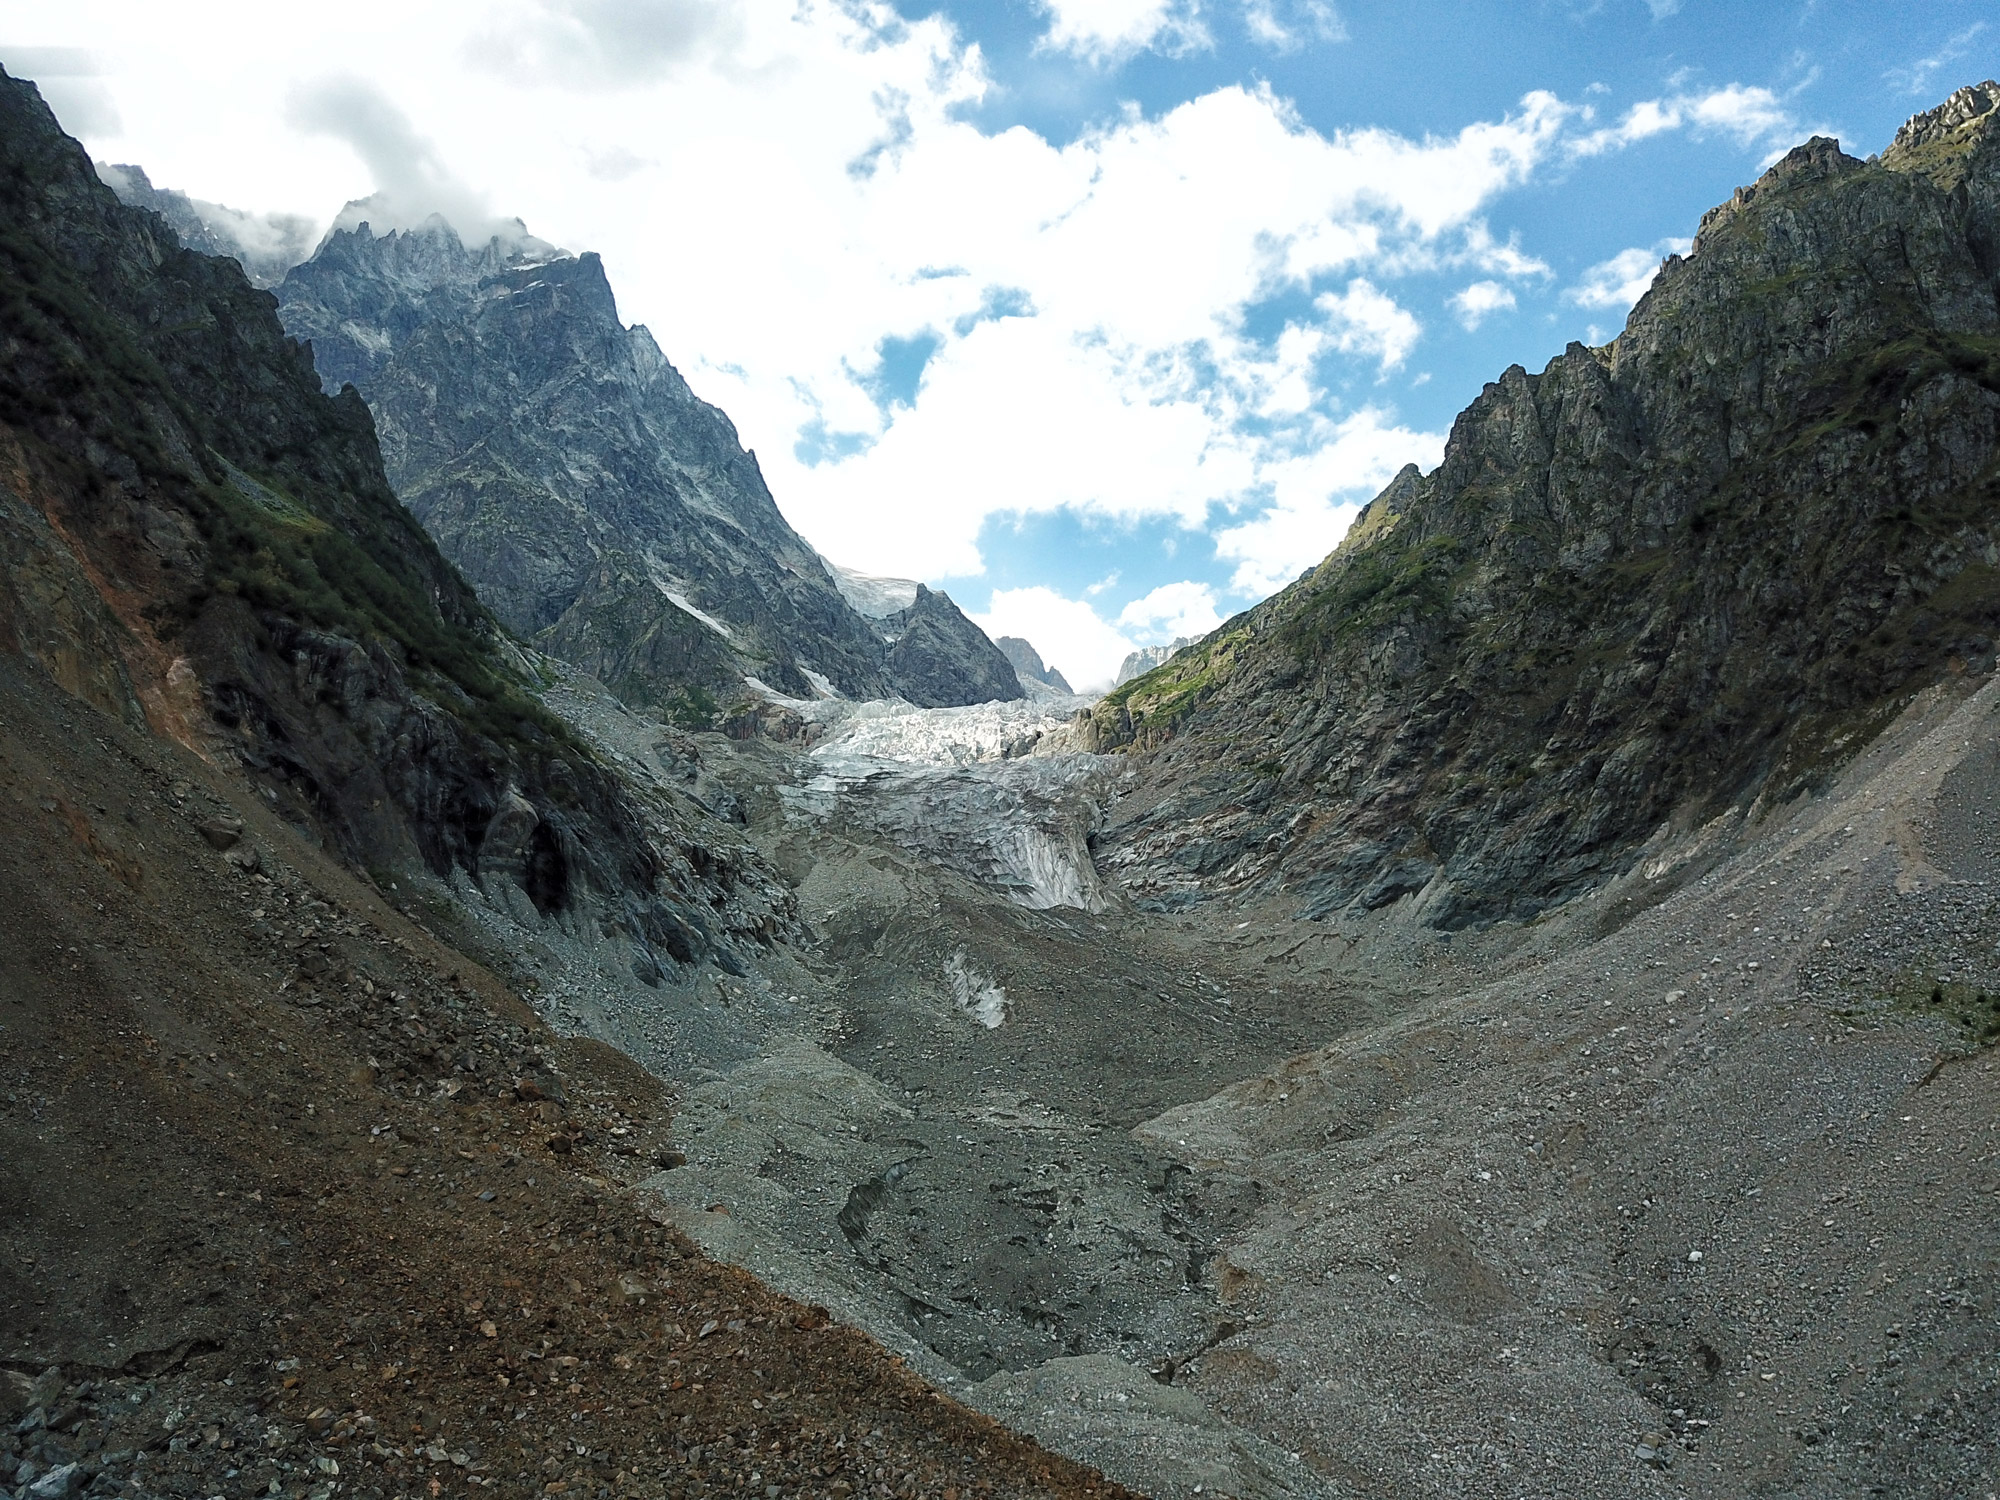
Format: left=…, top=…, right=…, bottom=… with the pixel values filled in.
left=92, top=161, right=316, bottom=288
left=271, top=224, right=1018, bottom=712
left=996, top=635, right=1074, bottom=694
left=0, top=70, right=786, bottom=982
left=873, top=584, right=1026, bottom=707
left=1088, top=92, right=2000, bottom=928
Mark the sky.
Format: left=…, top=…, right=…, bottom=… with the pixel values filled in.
left=3, top=2, right=1995, bottom=689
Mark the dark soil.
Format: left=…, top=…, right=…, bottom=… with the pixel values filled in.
left=0, top=659, right=1134, bottom=1500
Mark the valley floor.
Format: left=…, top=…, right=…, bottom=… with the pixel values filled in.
left=0, top=659, right=1131, bottom=1500
left=7, top=656, right=1999, bottom=1500
left=519, top=671, right=2000, bottom=1499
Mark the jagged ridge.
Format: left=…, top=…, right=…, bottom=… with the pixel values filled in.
left=1088, top=104, right=2000, bottom=928
left=0, top=68, right=787, bottom=983
left=270, top=221, right=1022, bottom=713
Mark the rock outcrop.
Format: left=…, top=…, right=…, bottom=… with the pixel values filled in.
left=0, top=68, right=786, bottom=982
left=1088, top=100, right=2000, bottom=927
left=878, top=585, right=1025, bottom=707
left=996, top=635, right=1074, bottom=694
left=270, top=220, right=1019, bottom=712
left=1113, top=638, right=1191, bottom=687
left=94, top=161, right=316, bottom=287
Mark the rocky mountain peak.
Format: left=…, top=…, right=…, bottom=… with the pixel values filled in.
left=995, top=636, right=1073, bottom=695
left=1693, top=134, right=1861, bottom=248
left=1880, top=79, right=2000, bottom=193
left=272, top=223, right=1023, bottom=712
left=1889, top=78, right=1999, bottom=153
left=93, top=161, right=316, bottom=287
left=1090, top=90, right=2000, bottom=927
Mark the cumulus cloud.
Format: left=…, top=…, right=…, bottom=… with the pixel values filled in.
left=1570, top=84, right=1800, bottom=159
left=1563, top=236, right=1692, bottom=312
left=1038, top=0, right=1208, bottom=63
left=1118, top=580, right=1224, bottom=641
left=1317, top=279, right=1422, bottom=371
left=1447, top=278, right=1516, bottom=330
left=1213, top=405, right=1440, bottom=595
left=973, top=586, right=1136, bottom=692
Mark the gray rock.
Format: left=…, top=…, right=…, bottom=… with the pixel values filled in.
left=0, top=1372, right=33, bottom=1420
left=1089, top=103, right=2000, bottom=929
left=272, top=225, right=1022, bottom=712
left=196, top=814, right=243, bottom=849
left=25, top=1462, right=78, bottom=1500
left=993, top=636, right=1073, bottom=694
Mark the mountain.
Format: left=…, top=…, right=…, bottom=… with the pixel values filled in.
left=267, top=218, right=1020, bottom=713
left=996, top=635, right=1074, bottom=693
left=830, top=561, right=920, bottom=618
left=92, top=161, right=315, bottom=287
left=1086, top=86, right=2000, bottom=928
left=1113, top=638, right=1190, bottom=687
left=0, top=70, right=783, bottom=986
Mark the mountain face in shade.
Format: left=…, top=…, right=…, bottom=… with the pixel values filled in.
left=875, top=585, right=1026, bottom=707
left=268, top=219, right=1019, bottom=714
left=0, top=69, right=786, bottom=984
left=1087, top=96, right=2000, bottom=928
left=93, top=161, right=316, bottom=288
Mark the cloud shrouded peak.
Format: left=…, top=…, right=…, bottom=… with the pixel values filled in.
left=18, top=0, right=1901, bottom=686
left=285, top=75, right=516, bottom=242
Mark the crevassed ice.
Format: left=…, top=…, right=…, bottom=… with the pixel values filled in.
left=779, top=692, right=1116, bottom=913
left=808, top=694, right=1095, bottom=772
left=945, top=947, right=1007, bottom=1029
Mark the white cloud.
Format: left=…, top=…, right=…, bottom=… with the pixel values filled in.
left=1242, top=0, right=1346, bottom=52
left=1117, top=580, right=1223, bottom=641
left=973, top=586, right=1135, bottom=692
left=468, top=0, right=744, bottom=85
left=1316, top=278, right=1421, bottom=372
left=1570, top=84, right=1800, bottom=160
left=0, top=44, right=121, bottom=136
left=1038, top=0, right=1207, bottom=62
left=1563, top=236, right=1692, bottom=313
left=1213, top=405, right=1440, bottom=595
left=1447, top=279, right=1516, bottom=330
left=1885, top=24, right=1988, bottom=98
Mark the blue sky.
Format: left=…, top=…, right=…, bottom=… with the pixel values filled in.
left=5, top=0, right=1995, bottom=685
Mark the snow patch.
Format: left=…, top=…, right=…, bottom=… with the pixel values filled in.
left=800, top=667, right=843, bottom=700
left=643, top=553, right=742, bottom=646
left=945, top=948, right=1007, bottom=1029
left=829, top=563, right=920, bottom=619
left=809, top=695, right=1094, bottom=771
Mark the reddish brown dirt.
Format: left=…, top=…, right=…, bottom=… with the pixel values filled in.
left=0, top=657, right=1138, bottom=1500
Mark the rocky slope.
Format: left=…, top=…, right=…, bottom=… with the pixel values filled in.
left=1088, top=88, right=2000, bottom=929
left=1112, top=639, right=1190, bottom=688
left=996, top=637, right=1073, bottom=695
left=0, top=71, right=790, bottom=994
left=91, top=162, right=315, bottom=288
left=269, top=219, right=1019, bottom=713
left=0, top=67, right=1123, bottom=1500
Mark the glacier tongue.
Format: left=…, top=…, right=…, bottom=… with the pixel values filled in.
left=782, top=694, right=1118, bottom=913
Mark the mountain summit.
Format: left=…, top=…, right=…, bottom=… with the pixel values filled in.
left=267, top=218, right=1021, bottom=714
left=1089, top=92, right=2000, bottom=928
